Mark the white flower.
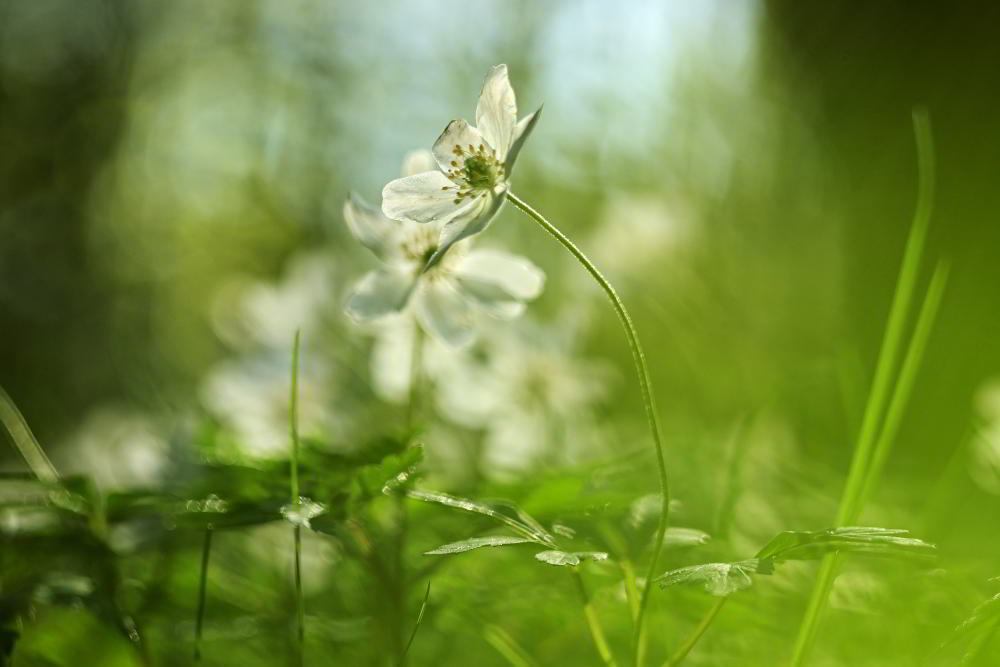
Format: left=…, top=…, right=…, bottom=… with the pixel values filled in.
left=380, top=64, right=542, bottom=265
left=59, top=407, right=169, bottom=491
left=201, top=351, right=337, bottom=459
left=591, top=193, right=692, bottom=274
left=434, top=315, right=612, bottom=476
left=344, top=149, right=545, bottom=347
left=970, top=380, right=1000, bottom=495
left=211, top=251, right=338, bottom=350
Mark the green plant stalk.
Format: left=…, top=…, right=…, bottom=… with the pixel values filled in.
left=194, top=526, right=214, bottom=661
left=573, top=570, right=620, bottom=667
left=289, top=331, right=305, bottom=667
left=507, top=191, right=669, bottom=667
left=407, top=323, right=425, bottom=431
left=664, top=596, right=728, bottom=667
left=790, top=109, right=935, bottom=666
left=483, top=624, right=541, bottom=667
left=619, top=559, right=648, bottom=666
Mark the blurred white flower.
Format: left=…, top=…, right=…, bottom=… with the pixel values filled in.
left=211, top=251, right=337, bottom=350
left=201, top=351, right=336, bottom=458
left=60, top=406, right=169, bottom=491
left=367, top=313, right=455, bottom=404
left=970, top=380, right=1000, bottom=495
left=345, top=149, right=545, bottom=347
left=434, top=316, right=611, bottom=476
left=380, top=65, right=542, bottom=264
left=591, top=193, right=691, bottom=273
left=240, top=522, right=339, bottom=596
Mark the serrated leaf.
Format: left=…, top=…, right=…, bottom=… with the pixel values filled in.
left=945, top=591, right=1000, bottom=646
left=280, top=497, right=326, bottom=529
left=755, top=526, right=935, bottom=562
left=534, top=550, right=609, bottom=567
left=425, top=535, right=534, bottom=555
left=407, top=489, right=551, bottom=545
left=656, top=559, right=771, bottom=596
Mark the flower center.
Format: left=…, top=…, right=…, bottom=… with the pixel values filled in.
left=400, top=224, right=465, bottom=275
left=401, top=225, right=439, bottom=265
left=445, top=143, right=505, bottom=205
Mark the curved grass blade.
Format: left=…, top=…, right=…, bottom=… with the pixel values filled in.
left=194, top=526, right=214, bottom=661
left=400, top=581, right=431, bottom=662
left=791, top=108, right=937, bottom=666
left=0, top=386, right=59, bottom=483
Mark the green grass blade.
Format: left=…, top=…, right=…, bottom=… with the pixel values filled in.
left=857, top=260, right=950, bottom=509
left=790, top=108, right=936, bottom=666
left=0, top=385, right=59, bottom=483
left=401, top=581, right=432, bottom=662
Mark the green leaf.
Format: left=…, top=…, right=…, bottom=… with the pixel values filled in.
left=656, top=559, right=772, bottom=596
left=945, top=591, right=1000, bottom=646
left=665, top=527, right=711, bottom=547
left=407, top=489, right=553, bottom=546
left=425, top=535, right=535, bottom=555
left=534, top=550, right=609, bottom=567
left=755, top=526, right=935, bottom=562
left=354, top=445, right=424, bottom=501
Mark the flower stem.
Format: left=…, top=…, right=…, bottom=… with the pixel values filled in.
left=407, top=323, right=424, bottom=432
left=194, top=526, right=214, bottom=661
left=664, top=597, right=727, bottom=667
left=507, top=191, right=669, bottom=667
left=289, top=331, right=305, bottom=667
left=573, top=569, right=620, bottom=667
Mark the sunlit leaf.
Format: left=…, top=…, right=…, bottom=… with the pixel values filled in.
left=665, top=527, right=711, bottom=547
left=407, top=489, right=552, bottom=545
left=534, top=550, right=608, bottom=567
left=425, top=535, right=535, bottom=555
left=280, top=497, right=326, bottom=529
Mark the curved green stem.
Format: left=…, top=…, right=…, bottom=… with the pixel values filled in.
left=507, top=191, right=669, bottom=667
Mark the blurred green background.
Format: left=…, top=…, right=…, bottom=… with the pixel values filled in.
left=2, top=1, right=1000, bottom=665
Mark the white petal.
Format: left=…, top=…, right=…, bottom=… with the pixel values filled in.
left=454, top=249, right=545, bottom=318
left=343, top=193, right=400, bottom=260
left=345, top=269, right=416, bottom=321
left=476, top=64, right=518, bottom=161
left=505, top=106, right=542, bottom=175
left=427, top=191, right=505, bottom=267
left=413, top=279, right=476, bottom=347
left=382, top=171, right=478, bottom=226
left=401, top=149, right=437, bottom=177
left=433, top=119, right=489, bottom=173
